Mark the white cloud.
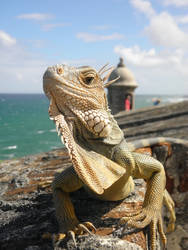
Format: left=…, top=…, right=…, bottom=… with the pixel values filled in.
left=114, top=45, right=188, bottom=94
left=115, top=45, right=165, bottom=66
left=114, top=45, right=185, bottom=68
left=176, top=15, right=188, bottom=24
left=0, top=30, right=49, bottom=93
left=0, top=30, right=16, bottom=47
left=127, top=0, right=188, bottom=94
left=17, top=13, right=53, bottom=21
left=0, top=30, right=96, bottom=93
left=145, top=12, right=188, bottom=49
left=42, top=22, right=70, bottom=31
left=76, top=32, right=124, bottom=42
left=130, top=1, right=188, bottom=49
left=16, top=73, right=23, bottom=81
left=130, top=0, right=155, bottom=18
left=164, top=0, right=188, bottom=7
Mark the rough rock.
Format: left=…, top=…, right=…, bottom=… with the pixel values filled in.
left=167, top=225, right=188, bottom=250
left=1, top=101, right=188, bottom=250
left=0, top=148, right=158, bottom=250
left=54, top=234, right=143, bottom=250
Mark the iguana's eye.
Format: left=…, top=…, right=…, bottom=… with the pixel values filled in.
left=85, top=77, right=94, bottom=85
left=57, top=67, right=64, bottom=75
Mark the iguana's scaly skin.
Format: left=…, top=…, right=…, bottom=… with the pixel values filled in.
left=43, top=64, right=176, bottom=249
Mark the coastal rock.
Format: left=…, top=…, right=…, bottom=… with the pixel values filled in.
left=166, top=225, right=188, bottom=250
left=1, top=101, right=188, bottom=249
left=54, top=234, right=143, bottom=250
left=0, top=148, right=158, bottom=250
left=1, top=141, right=188, bottom=249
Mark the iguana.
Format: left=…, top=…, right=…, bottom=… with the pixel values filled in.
left=43, top=64, right=177, bottom=250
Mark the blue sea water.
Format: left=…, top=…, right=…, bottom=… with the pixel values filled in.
left=0, top=94, right=62, bottom=160
left=0, top=93, right=187, bottom=160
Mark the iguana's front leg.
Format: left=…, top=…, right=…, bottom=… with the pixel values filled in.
left=52, top=166, right=96, bottom=243
left=130, top=152, right=166, bottom=249
left=113, top=148, right=169, bottom=249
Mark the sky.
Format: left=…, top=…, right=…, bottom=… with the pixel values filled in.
left=0, top=0, right=188, bottom=95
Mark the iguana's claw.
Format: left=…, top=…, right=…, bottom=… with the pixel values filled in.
left=66, top=222, right=96, bottom=246
left=53, top=233, right=66, bottom=242
left=43, top=231, right=77, bottom=247
left=68, top=230, right=77, bottom=246
left=120, top=209, right=167, bottom=250
left=44, top=221, right=96, bottom=247
left=166, top=222, right=175, bottom=233
left=163, top=190, right=176, bottom=233
left=73, top=221, right=96, bottom=235
left=37, top=179, right=53, bottom=189
left=77, top=223, right=92, bottom=235
left=83, top=221, right=97, bottom=232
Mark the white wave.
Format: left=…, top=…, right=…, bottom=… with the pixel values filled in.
left=50, top=146, right=59, bottom=149
left=163, top=97, right=188, bottom=103
left=37, top=130, right=45, bottom=134
left=50, top=129, right=56, bottom=133
left=146, top=96, right=188, bottom=105
left=4, top=145, right=17, bottom=150
left=3, top=153, right=15, bottom=159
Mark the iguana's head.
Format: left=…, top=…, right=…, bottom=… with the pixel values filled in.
left=43, top=64, right=117, bottom=137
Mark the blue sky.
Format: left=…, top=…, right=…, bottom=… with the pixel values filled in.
left=0, top=0, right=188, bottom=94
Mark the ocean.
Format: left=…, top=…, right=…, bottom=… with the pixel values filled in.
left=0, top=93, right=187, bottom=160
